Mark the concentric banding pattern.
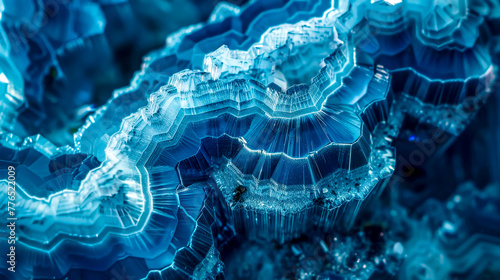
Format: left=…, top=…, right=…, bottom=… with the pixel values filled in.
left=0, top=0, right=496, bottom=279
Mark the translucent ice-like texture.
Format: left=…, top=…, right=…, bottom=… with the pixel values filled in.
left=0, top=0, right=217, bottom=145
left=145, top=187, right=226, bottom=280
left=0, top=2, right=396, bottom=277
left=0, top=0, right=497, bottom=279
left=1, top=0, right=111, bottom=143
left=0, top=134, right=205, bottom=279
left=76, top=0, right=337, bottom=160
left=343, top=0, right=495, bottom=135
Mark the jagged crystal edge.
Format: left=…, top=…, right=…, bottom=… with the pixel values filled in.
left=0, top=18, right=395, bottom=280
left=75, top=0, right=340, bottom=160
left=144, top=187, right=225, bottom=280
left=0, top=0, right=110, bottom=144
left=0, top=0, right=497, bottom=279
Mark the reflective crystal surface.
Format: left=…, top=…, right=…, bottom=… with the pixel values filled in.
left=0, top=0, right=499, bottom=279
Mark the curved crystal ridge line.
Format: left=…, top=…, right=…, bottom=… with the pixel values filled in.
left=0, top=171, right=203, bottom=279
left=357, top=27, right=491, bottom=80
left=338, top=0, right=495, bottom=136
left=129, top=63, right=392, bottom=242
left=5, top=32, right=391, bottom=270
left=1, top=2, right=395, bottom=277
left=150, top=0, right=336, bottom=65
left=75, top=0, right=494, bottom=162
left=144, top=187, right=225, bottom=280
left=390, top=66, right=494, bottom=135
left=346, top=0, right=486, bottom=49
left=0, top=7, right=358, bottom=277
left=0, top=0, right=111, bottom=142
left=202, top=16, right=340, bottom=81
left=339, top=0, right=493, bottom=79
left=208, top=2, right=242, bottom=23
left=347, top=0, right=492, bottom=80
left=0, top=143, right=99, bottom=198
left=75, top=0, right=342, bottom=160
left=1, top=0, right=496, bottom=278
left=0, top=139, right=201, bottom=278
left=1, top=0, right=222, bottom=146
left=178, top=127, right=391, bottom=214
left=389, top=66, right=494, bottom=106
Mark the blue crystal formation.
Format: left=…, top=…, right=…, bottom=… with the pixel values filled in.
left=0, top=0, right=220, bottom=146
left=0, top=0, right=498, bottom=279
left=0, top=0, right=111, bottom=144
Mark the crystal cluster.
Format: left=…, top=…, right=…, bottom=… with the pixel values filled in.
left=0, top=0, right=499, bottom=279
left=0, top=0, right=222, bottom=146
